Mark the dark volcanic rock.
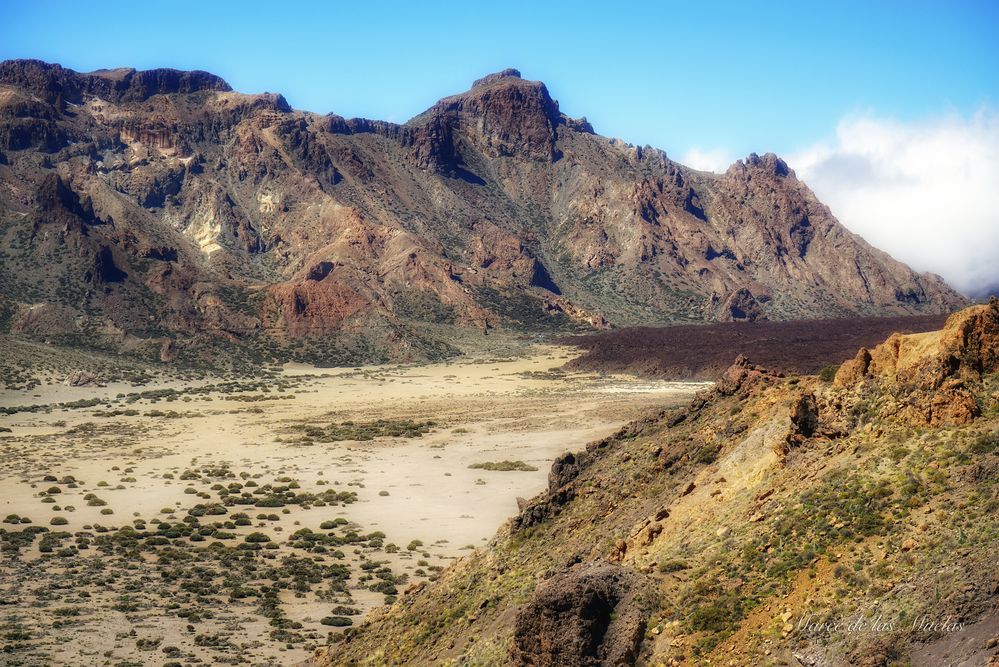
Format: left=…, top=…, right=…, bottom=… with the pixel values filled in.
left=720, top=287, right=765, bottom=322
left=90, top=245, right=127, bottom=284
left=0, top=59, right=231, bottom=107
left=34, top=173, right=102, bottom=229
left=472, top=68, right=522, bottom=88
left=512, top=562, right=652, bottom=667
left=560, top=315, right=954, bottom=380
left=422, top=70, right=562, bottom=162
left=548, top=451, right=585, bottom=492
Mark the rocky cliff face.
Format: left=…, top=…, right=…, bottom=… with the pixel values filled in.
left=319, top=301, right=999, bottom=666
left=834, top=297, right=999, bottom=426
left=0, top=60, right=966, bottom=365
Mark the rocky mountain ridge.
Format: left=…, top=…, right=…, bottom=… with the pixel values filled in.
left=0, top=60, right=966, bottom=366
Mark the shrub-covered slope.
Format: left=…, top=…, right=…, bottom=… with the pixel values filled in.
left=319, top=300, right=999, bottom=666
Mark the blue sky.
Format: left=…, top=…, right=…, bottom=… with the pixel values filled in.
left=1, top=1, right=994, bottom=159
left=2, top=0, right=998, bottom=293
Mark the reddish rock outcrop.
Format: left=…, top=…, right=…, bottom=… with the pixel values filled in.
left=836, top=298, right=999, bottom=425
left=716, top=354, right=782, bottom=396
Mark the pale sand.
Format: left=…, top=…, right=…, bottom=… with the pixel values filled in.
left=0, top=345, right=708, bottom=665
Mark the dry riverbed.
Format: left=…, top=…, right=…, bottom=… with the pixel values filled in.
left=0, top=345, right=707, bottom=666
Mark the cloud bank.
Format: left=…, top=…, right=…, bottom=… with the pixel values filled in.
left=787, top=110, right=999, bottom=297
left=681, top=110, right=999, bottom=297
left=680, top=147, right=735, bottom=173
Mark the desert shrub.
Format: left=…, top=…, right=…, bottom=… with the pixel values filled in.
left=970, top=431, right=998, bottom=454
left=695, top=445, right=721, bottom=464
left=688, top=594, right=743, bottom=633
left=368, top=580, right=397, bottom=595
left=135, top=637, right=161, bottom=650
left=467, top=460, right=538, bottom=472
left=331, top=605, right=359, bottom=615
left=659, top=559, right=689, bottom=573
left=818, top=365, right=840, bottom=382
left=320, top=616, right=353, bottom=626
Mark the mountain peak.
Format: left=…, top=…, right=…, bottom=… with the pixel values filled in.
left=746, top=151, right=791, bottom=176
left=472, top=68, right=522, bottom=88
left=726, top=151, right=792, bottom=178
left=406, top=67, right=561, bottom=162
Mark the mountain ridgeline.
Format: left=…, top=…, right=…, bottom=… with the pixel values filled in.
left=0, top=61, right=966, bottom=366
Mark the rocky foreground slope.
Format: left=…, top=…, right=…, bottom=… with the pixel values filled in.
left=318, top=299, right=999, bottom=666
left=0, top=60, right=965, bottom=367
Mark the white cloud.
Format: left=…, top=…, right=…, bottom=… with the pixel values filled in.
left=786, top=109, right=999, bottom=297
left=680, top=147, right=735, bottom=173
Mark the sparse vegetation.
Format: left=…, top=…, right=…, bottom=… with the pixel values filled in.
left=818, top=364, right=840, bottom=382
left=294, top=419, right=436, bottom=443
left=468, top=460, right=538, bottom=472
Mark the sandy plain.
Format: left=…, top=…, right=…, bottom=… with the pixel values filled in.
left=0, top=345, right=707, bottom=665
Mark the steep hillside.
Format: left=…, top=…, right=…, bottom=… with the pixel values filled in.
left=319, top=299, right=999, bottom=666
left=0, top=60, right=965, bottom=367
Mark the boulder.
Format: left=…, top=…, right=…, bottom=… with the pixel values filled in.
left=64, top=371, right=106, bottom=387
left=511, top=562, right=652, bottom=667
